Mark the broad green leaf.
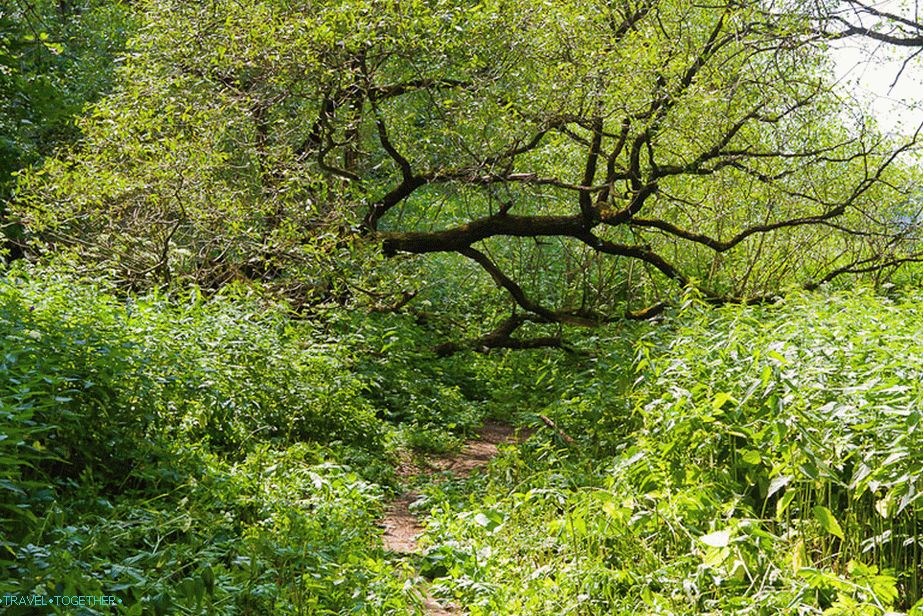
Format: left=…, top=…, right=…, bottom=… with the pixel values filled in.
left=812, top=506, right=844, bottom=539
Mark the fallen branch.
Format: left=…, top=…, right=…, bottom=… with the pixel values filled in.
left=539, top=414, right=576, bottom=445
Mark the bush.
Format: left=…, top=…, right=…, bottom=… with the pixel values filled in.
left=0, top=267, right=417, bottom=613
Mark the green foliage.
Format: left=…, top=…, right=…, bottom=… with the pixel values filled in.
left=344, top=312, right=483, bottom=449
left=5, top=269, right=923, bottom=614
left=2, top=444, right=415, bottom=615
left=4, top=2, right=923, bottom=612
left=0, top=0, right=133, bottom=199
left=0, top=266, right=457, bottom=613
left=0, top=268, right=381, bottom=481
left=414, top=288, right=923, bottom=613
left=12, top=0, right=919, bottom=324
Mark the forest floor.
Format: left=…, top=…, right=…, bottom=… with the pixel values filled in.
left=382, top=421, right=528, bottom=615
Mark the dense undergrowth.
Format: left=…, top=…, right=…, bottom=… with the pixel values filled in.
left=4, top=266, right=923, bottom=615
left=416, top=288, right=923, bottom=615
left=0, top=266, right=558, bottom=614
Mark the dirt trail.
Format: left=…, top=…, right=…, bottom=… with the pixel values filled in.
left=381, top=421, right=527, bottom=615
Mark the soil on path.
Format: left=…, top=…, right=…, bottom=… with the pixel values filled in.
left=381, top=420, right=528, bottom=615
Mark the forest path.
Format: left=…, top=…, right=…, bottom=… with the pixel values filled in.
left=381, top=421, right=528, bottom=615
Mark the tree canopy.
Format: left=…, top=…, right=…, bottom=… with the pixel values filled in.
left=11, top=0, right=923, bottom=346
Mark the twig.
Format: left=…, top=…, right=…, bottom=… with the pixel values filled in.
left=539, top=414, right=576, bottom=445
